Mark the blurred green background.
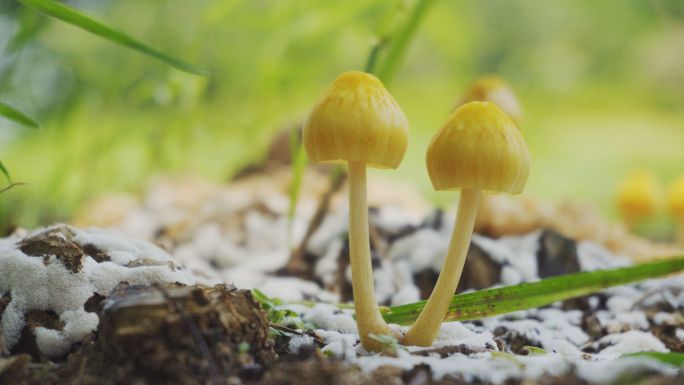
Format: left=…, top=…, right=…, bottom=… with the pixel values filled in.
left=1, top=0, right=684, bottom=230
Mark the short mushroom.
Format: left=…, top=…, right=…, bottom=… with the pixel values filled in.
left=460, top=75, right=523, bottom=126
left=303, top=71, right=409, bottom=351
left=402, top=101, right=530, bottom=346
left=667, top=174, right=684, bottom=245
left=615, top=169, right=661, bottom=232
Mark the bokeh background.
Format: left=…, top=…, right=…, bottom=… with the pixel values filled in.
left=1, top=0, right=684, bottom=231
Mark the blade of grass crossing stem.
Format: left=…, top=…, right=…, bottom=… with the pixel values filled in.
left=382, top=256, right=684, bottom=325
left=624, top=352, right=684, bottom=367
left=0, top=103, right=39, bottom=129
left=18, top=0, right=207, bottom=75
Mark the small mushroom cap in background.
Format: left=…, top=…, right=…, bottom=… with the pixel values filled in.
left=460, top=75, right=523, bottom=126
left=667, top=174, right=684, bottom=219
left=303, top=71, right=409, bottom=169
left=616, top=169, right=662, bottom=221
left=426, top=101, right=530, bottom=194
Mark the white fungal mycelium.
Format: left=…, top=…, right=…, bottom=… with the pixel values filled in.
left=0, top=225, right=199, bottom=357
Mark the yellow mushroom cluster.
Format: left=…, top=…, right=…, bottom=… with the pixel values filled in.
left=615, top=169, right=684, bottom=243
left=303, top=70, right=684, bottom=351
left=303, top=71, right=530, bottom=350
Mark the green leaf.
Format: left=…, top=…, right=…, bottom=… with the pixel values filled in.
left=374, top=0, right=435, bottom=84
left=523, top=346, right=547, bottom=355
left=382, top=256, right=684, bottom=325
left=624, top=352, right=684, bottom=367
left=18, top=0, right=208, bottom=75
left=0, top=103, right=40, bottom=129
left=0, top=161, right=11, bottom=183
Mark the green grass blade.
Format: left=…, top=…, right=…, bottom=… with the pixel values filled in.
left=624, top=352, right=684, bottom=367
left=382, top=256, right=684, bottom=325
left=0, top=103, right=40, bottom=129
left=375, top=0, right=435, bottom=84
left=287, top=128, right=307, bottom=221
left=0, top=161, right=11, bottom=183
left=18, top=0, right=208, bottom=75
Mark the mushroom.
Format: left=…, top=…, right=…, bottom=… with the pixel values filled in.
left=460, top=75, right=523, bottom=126
left=615, top=169, right=661, bottom=232
left=402, top=101, right=530, bottom=346
left=303, top=71, right=409, bottom=351
left=667, top=174, right=684, bottom=245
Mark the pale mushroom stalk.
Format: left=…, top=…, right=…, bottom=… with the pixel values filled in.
left=402, top=188, right=481, bottom=346
left=348, top=161, right=394, bottom=348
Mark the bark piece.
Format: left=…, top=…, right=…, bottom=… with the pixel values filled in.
left=537, top=229, right=580, bottom=278
left=18, top=226, right=84, bottom=273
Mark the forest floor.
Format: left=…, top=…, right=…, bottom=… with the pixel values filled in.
left=1, top=161, right=684, bottom=385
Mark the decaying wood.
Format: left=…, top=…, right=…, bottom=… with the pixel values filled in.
left=4, top=284, right=276, bottom=385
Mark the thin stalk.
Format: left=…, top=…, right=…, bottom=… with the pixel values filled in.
left=348, top=161, right=395, bottom=351
left=402, top=188, right=481, bottom=346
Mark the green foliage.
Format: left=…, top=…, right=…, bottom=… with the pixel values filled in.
left=374, top=0, right=435, bottom=84
left=382, top=256, right=684, bottom=325
left=368, top=333, right=400, bottom=355
left=18, top=0, right=207, bottom=75
left=624, top=351, right=684, bottom=367
left=0, top=102, right=39, bottom=129
left=252, top=289, right=304, bottom=328
left=0, top=161, right=11, bottom=183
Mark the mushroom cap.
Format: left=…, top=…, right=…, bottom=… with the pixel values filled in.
left=303, top=71, right=409, bottom=169
left=667, top=174, right=684, bottom=218
left=460, top=75, right=523, bottom=126
left=616, top=169, right=661, bottom=220
left=426, top=101, right=530, bottom=194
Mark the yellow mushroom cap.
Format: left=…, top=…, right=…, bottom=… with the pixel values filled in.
left=616, top=169, right=661, bottom=220
left=667, top=174, right=684, bottom=219
left=303, top=71, right=409, bottom=169
left=426, top=101, right=530, bottom=194
left=461, top=75, right=523, bottom=126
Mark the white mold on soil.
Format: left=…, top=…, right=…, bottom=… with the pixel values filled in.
left=0, top=225, right=199, bottom=357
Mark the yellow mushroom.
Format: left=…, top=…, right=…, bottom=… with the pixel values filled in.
left=303, top=71, right=409, bottom=351
left=402, top=101, right=530, bottom=346
left=460, top=75, right=523, bottom=126
left=615, top=169, right=661, bottom=231
left=667, top=174, right=684, bottom=245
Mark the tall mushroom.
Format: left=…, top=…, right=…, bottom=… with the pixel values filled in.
left=402, top=101, right=530, bottom=346
left=303, top=71, right=409, bottom=351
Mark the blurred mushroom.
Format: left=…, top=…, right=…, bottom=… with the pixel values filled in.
left=402, top=102, right=530, bottom=346
left=615, top=169, right=661, bottom=232
left=459, top=75, right=523, bottom=126
left=303, top=71, right=409, bottom=351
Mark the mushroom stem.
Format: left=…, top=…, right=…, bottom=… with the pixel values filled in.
left=402, top=188, right=482, bottom=346
left=348, top=160, right=394, bottom=351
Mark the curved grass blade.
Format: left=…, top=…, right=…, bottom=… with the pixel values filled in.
left=382, top=256, right=684, bottom=325
left=18, top=0, right=208, bottom=75
left=0, top=103, right=40, bottom=129
left=624, top=352, right=684, bottom=367
left=0, top=161, right=11, bottom=183
left=375, top=0, right=435, bottom=84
